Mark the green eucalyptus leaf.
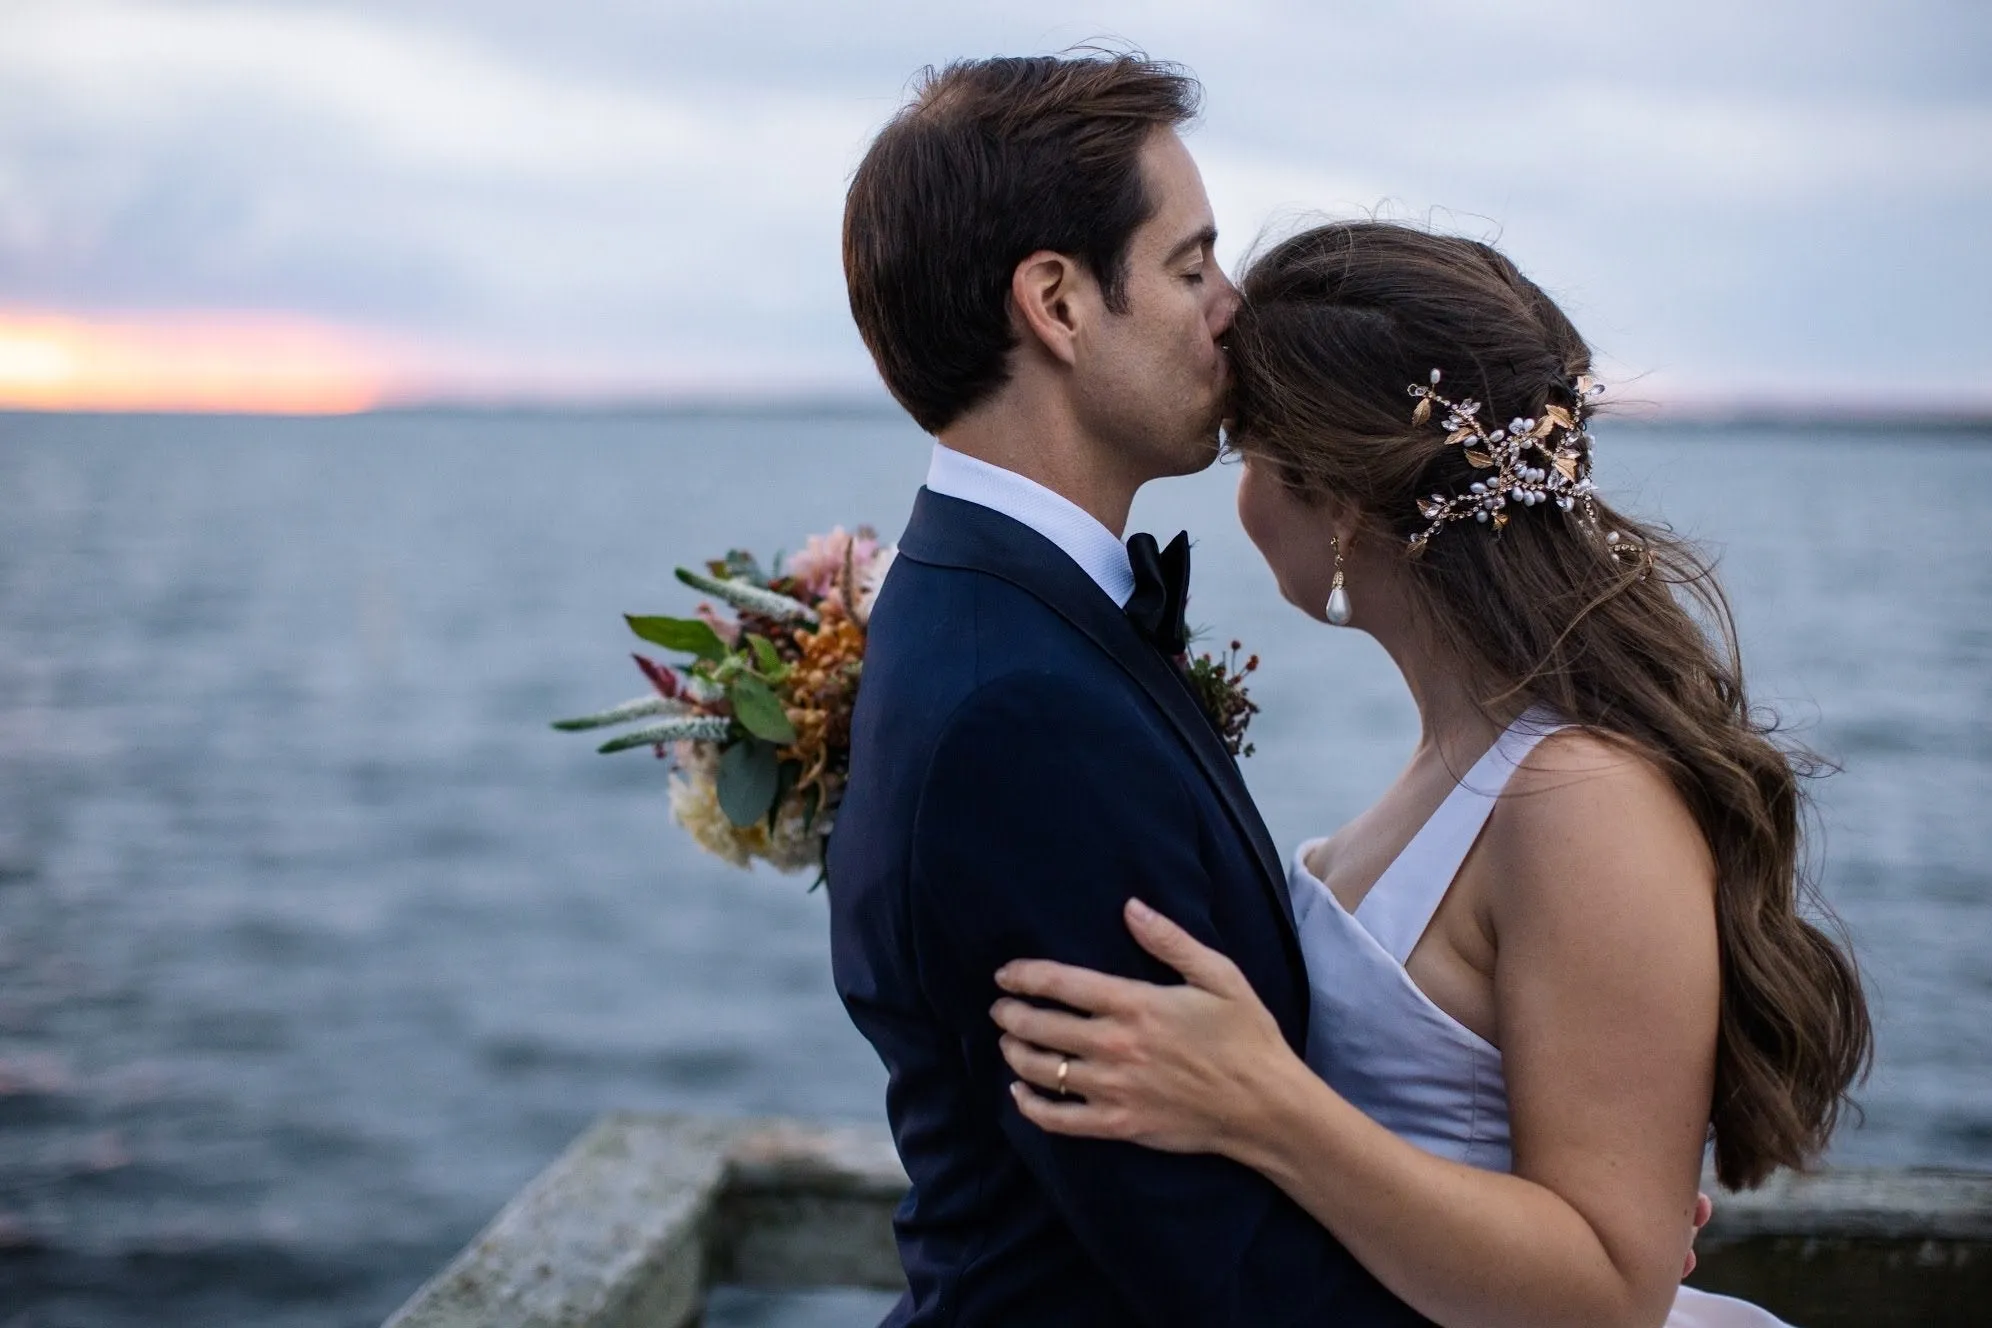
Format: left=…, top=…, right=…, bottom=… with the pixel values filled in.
left=728, top=673, right=797, bottom=744
left=746, top=632, right=786, bottom=679
left=767, top=758, right=810, bottom=833
left=716, top=739, right=780, bottom=828
left=625, top=615, right=727, bottom=662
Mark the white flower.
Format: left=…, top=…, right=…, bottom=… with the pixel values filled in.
left=666, top=742, right=828, bottom=874
left=761, top=795, right=828, bottom=874
left=668, top=755, right=754, bottom=869
left=854, top=545, right=897, bottom=626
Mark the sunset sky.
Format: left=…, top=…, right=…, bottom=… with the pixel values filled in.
left=0, top=0, right=1985, bottom=413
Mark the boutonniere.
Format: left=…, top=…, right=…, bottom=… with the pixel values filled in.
left=1183, top=639, right=1260, bottom=759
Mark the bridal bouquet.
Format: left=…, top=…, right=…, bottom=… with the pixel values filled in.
left=554, top=527, right=894, bottom=881
left=557, top=523, right=1259, bottom=883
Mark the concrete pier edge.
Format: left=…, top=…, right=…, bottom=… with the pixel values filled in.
left=384, top=1113, right=1989, bottom=1327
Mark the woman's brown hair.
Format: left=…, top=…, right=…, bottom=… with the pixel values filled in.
left=1227, top=221, right=1872, bottom=1189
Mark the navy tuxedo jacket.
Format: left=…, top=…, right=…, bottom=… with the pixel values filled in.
left=827, top=489, right=1426, bottom=1328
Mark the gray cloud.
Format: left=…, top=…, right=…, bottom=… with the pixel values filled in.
left=0, top=0, right=1984, bottom=402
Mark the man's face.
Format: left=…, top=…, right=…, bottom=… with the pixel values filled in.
left=1073, top=128, right=1239, bottom=480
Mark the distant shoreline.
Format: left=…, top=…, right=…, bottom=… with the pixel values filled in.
left=4, top=398, right=1990, bottom=432
left=1610, top=408, right=1992, bottom=434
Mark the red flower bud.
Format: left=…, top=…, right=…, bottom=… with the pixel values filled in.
left=633, top=654, right=680, bottom=699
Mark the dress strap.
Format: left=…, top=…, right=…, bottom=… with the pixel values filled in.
left=1356, top=709, right=1569, bottom=964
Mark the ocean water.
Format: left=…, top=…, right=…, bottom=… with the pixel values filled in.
left=0, top=410, right=1986, bottom=1327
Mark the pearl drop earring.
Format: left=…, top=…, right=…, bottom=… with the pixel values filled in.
left=1326, top=537, right=1353, bottom=626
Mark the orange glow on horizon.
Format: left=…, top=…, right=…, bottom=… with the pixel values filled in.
left=0, top=309, right=392, bottom=414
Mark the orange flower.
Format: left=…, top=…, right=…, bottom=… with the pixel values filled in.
left=780, top=600, right=867, bottom=795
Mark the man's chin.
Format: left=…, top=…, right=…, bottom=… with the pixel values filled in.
left=1164, top=429, right=1224, bottom=477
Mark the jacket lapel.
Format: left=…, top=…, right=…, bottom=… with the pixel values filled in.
left=899, top=488, right=1299, bottom=941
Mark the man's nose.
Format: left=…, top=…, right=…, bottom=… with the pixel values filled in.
left=1210, top=269, right=1242, bottom=337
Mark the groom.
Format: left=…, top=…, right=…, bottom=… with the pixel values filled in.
left=826, top=55, right=1424, bottom=1327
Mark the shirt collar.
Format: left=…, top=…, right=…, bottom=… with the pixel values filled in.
left=924, top=444, right=1136, bottom=608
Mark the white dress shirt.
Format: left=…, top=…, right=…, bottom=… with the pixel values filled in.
left=924, top=444, right=1136, bottom=608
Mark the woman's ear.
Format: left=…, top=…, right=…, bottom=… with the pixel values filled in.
left=1321, top=494, right=1363, bottom=551
left=1010, top=250, right=1090, bottom=367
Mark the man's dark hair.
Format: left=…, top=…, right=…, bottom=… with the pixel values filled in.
left=843, top=54, right=1202, bottom=433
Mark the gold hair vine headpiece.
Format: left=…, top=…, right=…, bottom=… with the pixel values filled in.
left=1404, top=368, right=1604, bottom=555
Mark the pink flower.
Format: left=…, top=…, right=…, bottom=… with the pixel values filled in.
left=695, top=602, right=741, bottom=646
left=785, top=526, right=880, bottom=601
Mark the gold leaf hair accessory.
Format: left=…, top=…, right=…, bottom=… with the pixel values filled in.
left=1404, top=368, right=1605, bottom=555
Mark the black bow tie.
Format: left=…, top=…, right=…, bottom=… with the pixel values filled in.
left=1125, top=530, right=1192, bottom=658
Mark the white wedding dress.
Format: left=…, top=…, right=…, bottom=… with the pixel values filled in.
left=1287, top=709, right=1794, bottom=1327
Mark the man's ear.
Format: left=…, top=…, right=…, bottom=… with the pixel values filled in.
left=1010, top=250, right=1093, bottom=368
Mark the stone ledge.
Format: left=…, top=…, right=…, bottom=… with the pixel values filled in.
left=1696, top=1166, right=1992, bottom=1243
left=385, top=1113, right=1992, bottom=1328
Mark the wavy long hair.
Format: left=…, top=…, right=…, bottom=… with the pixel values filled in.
left=1226, top=221, right=1871, bottom=1189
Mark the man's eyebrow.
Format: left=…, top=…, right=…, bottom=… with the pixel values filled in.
left=1163, top=225, right=1218, bottom=266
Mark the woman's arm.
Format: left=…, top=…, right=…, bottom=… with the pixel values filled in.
left=991, top=738, right=1719, bottom=1328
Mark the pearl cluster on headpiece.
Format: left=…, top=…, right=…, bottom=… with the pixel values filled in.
left=1404, top=368, right=1605, bottom=555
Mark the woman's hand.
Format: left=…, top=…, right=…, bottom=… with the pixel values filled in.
left=990, top=897, right=1303, bottom=1157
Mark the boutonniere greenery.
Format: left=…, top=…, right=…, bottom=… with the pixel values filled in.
left=1184, top=639, right=1260, bottom=759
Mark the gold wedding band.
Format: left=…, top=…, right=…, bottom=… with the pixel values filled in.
left=1056, top=1056, right=1070, bottom=1097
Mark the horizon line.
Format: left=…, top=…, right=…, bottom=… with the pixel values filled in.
left=6, top=308, right=1988, bottom=424
left=5, top=394, right=1990, bottom=431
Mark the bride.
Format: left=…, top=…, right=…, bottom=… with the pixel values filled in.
left=987, top=222, right=1872, bottom=1328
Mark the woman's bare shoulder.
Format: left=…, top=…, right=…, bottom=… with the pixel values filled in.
left=1482, top=727, right=1715, bottom=913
